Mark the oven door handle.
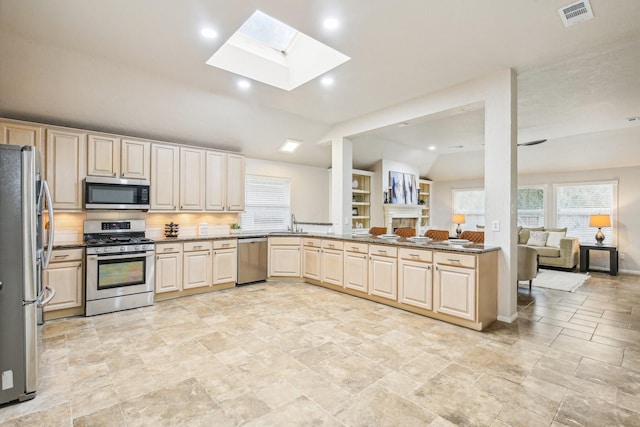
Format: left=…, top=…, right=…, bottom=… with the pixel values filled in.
left=87, top=252, right=154, bottom=261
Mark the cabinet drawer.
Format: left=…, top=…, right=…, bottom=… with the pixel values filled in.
left=399, top=248, right=432, bottom=263
left=269, top=237, right=301, bottom=246
left=213, top=239, right=236, bottom=249
left=51, top=248, right=84, bottom=262
left=184, top=241, right=212, bottom=252
left=156, top=243, right=182, bottom=254
left=369, top=245, right=397, bottom=258
left=303, top=238, right=322, bottom=248
left=434, top=251, right=476, bottom=268
left=322, top=240, right=344, bottom=250
left=344, top=242, right=368, bottom=253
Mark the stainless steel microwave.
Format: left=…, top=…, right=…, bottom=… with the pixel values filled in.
left=84, top=177, right=150, bottom=210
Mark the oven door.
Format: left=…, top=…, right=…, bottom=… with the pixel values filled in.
left=86, top=251, right=154, bottom=301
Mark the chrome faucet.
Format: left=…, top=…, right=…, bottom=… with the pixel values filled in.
left=289, top=213, right=298, bottom=232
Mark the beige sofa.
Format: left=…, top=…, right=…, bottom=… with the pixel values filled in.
left=518, top=227, right=580, bottom=271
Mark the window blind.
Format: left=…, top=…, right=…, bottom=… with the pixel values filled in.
left=517, top=186, right=545, bottom=227
left=240, top=175, right=291, bottom=232
left=452, top=188, right=485, bottom=231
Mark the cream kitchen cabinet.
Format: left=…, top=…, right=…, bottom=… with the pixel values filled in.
left=269, top=237, right=301, bottom=277
left=121, top=139, right=151, bottom=179
left=321, top=240, right=343, bottom=286
left=1, top=120, right=44, bottom=154
left=212, top=239, right=237, bottom=284
left=180, top=147, right=205, bottom=210
left=150, top=143, right=179, bottom=211
left=433, top=252, right=477, bottom=321
left=46, top=128, right=87, bottom=210
left=43, top=248, right=83, bottom=313
left=344, top=242, right=369, bottom=292
left=368, top=244, right=398, bottom=301
left=204, top=151, right=245, bottom=212
left=398, top=247, right=433, bottom=310
left=90, top=137, right=151, bottom=180
left=302, top=238, right=322, bottom=281
left=183, top=241, right=212, bottom=290
left=155, top=242, right=183, bottom=293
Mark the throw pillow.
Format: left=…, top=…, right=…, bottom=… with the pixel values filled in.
left=546, top=231, right=566, bottom=248
left=527, top=231, right=549, bottom=247
left=519, top=227, right=544, bottom=244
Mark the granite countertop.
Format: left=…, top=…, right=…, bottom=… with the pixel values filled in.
left=52, top=231, right=501, bottom=254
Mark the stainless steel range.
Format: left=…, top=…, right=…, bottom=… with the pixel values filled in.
left=84, top=220, right=154, bottom=316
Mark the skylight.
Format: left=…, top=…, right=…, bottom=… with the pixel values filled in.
left=206, top=10, right=350, bottom=91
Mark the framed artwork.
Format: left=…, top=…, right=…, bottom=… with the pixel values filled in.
left=404, top=173, right=416, bottom=204
left=389, top=171, right=405, bottom=204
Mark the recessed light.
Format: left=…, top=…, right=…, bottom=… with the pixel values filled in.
left=398, top=122, right=409, bottom=127
left=321, top=76, right=334, bottom=86
left=237, top=80, right=251, bottom=89
left=323, top=18, right=340, bottom=30
left=627, top=116, right=640, bottom=122
left=428, top=146, right=436, bottom=151
left=200, top=28, right=218, bottom=39
left=279, top=139, right=302, bottom=153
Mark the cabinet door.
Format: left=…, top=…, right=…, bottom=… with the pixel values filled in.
left=269, top=246, right=300, bottom=277
left=322, top=249, right=343, bottom=286
left=226, top=154, right=245, bottom=211
left=205, top=151, right=226, bottom=211
left=369, top=255, right=397, bottom=300
left=150, top=144, right=179, bottom=211
left=180, top=147, right=205, bottom=210
left=155, top=252, right=182, bottom=293
left=121, top=139, right=150, bottom=180
left=433, top=264, right=476, bottom=321
left=1, top=121, right=44, bottom=154
left=183, top=250, right=212, bottom=289
left=87, top=134, right=119, bottom=177
left=344, top=252, right=368, bottom=292
left=213, top=248, right=237, bottom=284
left=46, top=129, right=86, bottom=210
left=43, top=261, right=83, bottom=312
left=302, top=247, right=321, bottom=281
left=398, top=259, right=433, bottom=310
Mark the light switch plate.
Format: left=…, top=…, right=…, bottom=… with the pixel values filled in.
left=491, top=220, right=500, bottom=231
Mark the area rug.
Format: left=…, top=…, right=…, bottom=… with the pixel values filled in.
left=528, top=269, right=589, bottom=292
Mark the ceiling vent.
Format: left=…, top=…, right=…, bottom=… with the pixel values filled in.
left=558, top=1, right=594, bottom=27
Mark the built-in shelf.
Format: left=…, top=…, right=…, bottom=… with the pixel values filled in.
left=418, top=179, right=432, bottom=230
left=351, top=170, right=373, bottom=230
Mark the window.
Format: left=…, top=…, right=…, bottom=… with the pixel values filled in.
left=240, top=175, right=291, bottom=232
left=517, top=186, right=545, bottom=227
left=555, top=181, right=617, bottom=244
left=452, top=188, right=485, bottom=231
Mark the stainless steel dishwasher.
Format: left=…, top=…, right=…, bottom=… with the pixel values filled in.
left=237, top=237, right=268, bottom=285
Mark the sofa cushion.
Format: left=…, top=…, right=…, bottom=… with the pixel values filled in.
left=546, top=231, right=566, bottom=248
left=534, top=246, right=562, bottom=258
left=527, top=231, right=549, bottom=247
left=544, top=227, right=568, bottom=233
left=519, top=227, right=544, bottom=244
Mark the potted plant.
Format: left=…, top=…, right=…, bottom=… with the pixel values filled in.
left=230, top=223, right=241, bottom=234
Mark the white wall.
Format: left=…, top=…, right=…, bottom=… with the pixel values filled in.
left=433, top=165, right=640, bottom=273
left=245, top=158, right=331, bottom=224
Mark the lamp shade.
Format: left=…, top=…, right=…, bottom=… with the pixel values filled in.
left=452, top=214, right=466, bottom=224
left=589, top=214, right=611, bottom=228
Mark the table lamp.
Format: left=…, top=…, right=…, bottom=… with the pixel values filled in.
left=589, top=214, right=610, bottom=245
left=453, top=214, right=466, bottom=238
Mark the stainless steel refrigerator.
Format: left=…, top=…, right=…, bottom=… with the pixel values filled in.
left=0, top=144, right=56, bottom=405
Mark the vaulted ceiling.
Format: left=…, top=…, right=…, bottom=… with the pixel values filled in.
left=1, top=0, right=639, bottom=180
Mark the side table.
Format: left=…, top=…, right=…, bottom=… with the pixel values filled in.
left=579, top=244, right=618, bottom=276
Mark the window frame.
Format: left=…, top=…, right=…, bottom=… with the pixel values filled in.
left=240, top=174, right=291, bottom=232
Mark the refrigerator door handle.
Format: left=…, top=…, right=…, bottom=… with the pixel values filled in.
left=37, top=286, right=56, bottom=307
left=42, top=180, right=55, bottom=269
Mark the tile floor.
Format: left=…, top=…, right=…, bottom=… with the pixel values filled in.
left=1, top=271, right=639, bottom=426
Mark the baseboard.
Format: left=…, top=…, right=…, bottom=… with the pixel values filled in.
left=619, top=268, right=640, bottom=276
left=497, top=312, right=518, bottom=323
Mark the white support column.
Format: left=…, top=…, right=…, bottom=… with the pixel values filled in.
left=484, top=69, right=518, bottom=323
left=331, top=137, right=353, bottom=235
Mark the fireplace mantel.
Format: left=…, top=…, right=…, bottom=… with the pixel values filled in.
left=383, top=204, right=422, bottom=234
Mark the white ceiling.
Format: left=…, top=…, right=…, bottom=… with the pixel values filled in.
left=1, top=0, right=639, bottom=180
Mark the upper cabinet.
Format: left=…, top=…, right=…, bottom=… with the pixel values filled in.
left=205, top=151, right=225, bottom=211
left=179, top=147, right=205, bottom=211
left=150, top=143, right=179, bottom=211
left=351, top=170, right=373, bottom=230
left=46, top=128, right=87, bottom=211
left=1, top=121, right=45, bottom=155
left=226, top=154, right=245, bottom=211
left=87, top=134, right=150, bottom=180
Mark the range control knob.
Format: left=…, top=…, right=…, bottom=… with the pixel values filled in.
left=120, top=246, right=126, bottom=252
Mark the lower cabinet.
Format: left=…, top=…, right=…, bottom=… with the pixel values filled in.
left=43, top=248, right=84, bottom=313
left=269, top=237, right=301, bottom=277
left=212, top=240, right=237, bottom=284
left=321, top=240, right=343, bottom=286
left=368, top=244, right=397, bottom=300
left=433, top=252, right=477, bottom=321
left=398, top=248, right=433, bottom=310
left=183, top=241, right=212, bottom=290
left=302, top=239, right=322, bottom=281
left=344, top=243, right=369, bottom=292
left=155, top=242, right=183, bottom=293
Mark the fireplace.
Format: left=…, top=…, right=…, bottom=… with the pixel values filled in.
left=383, top=204, right=422, bottom=234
